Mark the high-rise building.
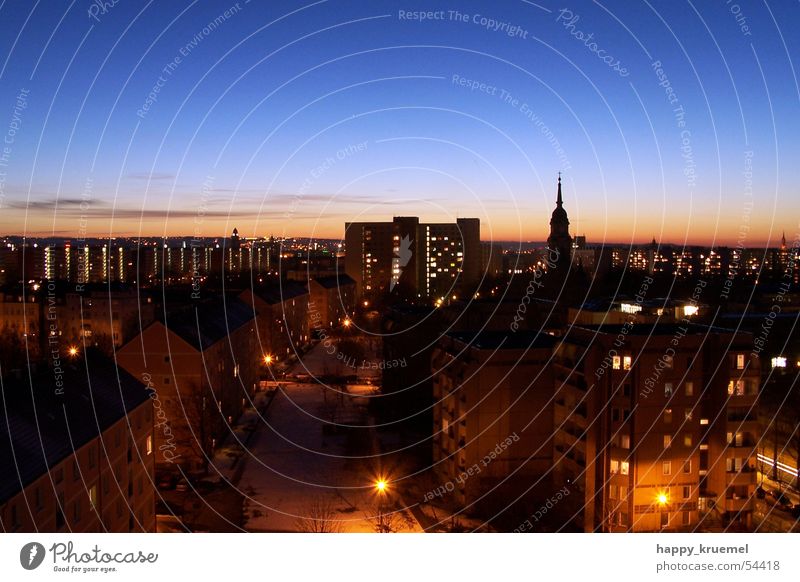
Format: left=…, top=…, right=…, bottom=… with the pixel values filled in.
left=344, top=216, right=481, bottom=300
left=552, top=323, right=760, bottom=532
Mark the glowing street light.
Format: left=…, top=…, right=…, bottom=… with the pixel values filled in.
left=263, top=354, right=274, bottom=365
left=343, top=318, right=352, bottom=328
left=657, top=492, right=668, bottom=506
left=68, top=346, right=79, bottom=357
left=375, top=479, right=387, bottom=493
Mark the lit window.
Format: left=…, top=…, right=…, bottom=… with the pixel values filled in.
left=146, top=436, right=153, bottom=455
left=700, top=418, right=709, bottom=425
left=623, top=356, right=632, bottom=370
left=736, top=354, right=745, bottom=369
left=620, top=435, right=630, bottom=449
left=620, top=461, right=629, bottom=475
left=610, top=460, right=619, bottom=474
left=771, top=356, right=787, bottom=368
left=685, top=382, right=694, bottom=397
left=683, top=434, right=692, bottom=447
left=664, top=409, right=672, bottom=423
left=612, top=356, right=621, bottom=370
left=683, top=305, right=698, bottom=317
left=728, top=380, right=745, bottom=396
left=663, top=435, right=672, bottom=449
left=663, top=461, right=671, bottom=475
left=664, top=383, right=674, bottom=398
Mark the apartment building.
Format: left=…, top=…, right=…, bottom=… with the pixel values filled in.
left=551, top=323, right=760, bottom=532
left=0, top=353, right=155, bottom=532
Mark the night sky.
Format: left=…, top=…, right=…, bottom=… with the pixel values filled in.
left=0, top=0, right=797, bottom=245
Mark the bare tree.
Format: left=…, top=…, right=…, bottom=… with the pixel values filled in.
left=296, top=496, right=343, bottom=533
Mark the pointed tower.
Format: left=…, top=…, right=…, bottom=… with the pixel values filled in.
left=547, top=174, right=572, bottom=266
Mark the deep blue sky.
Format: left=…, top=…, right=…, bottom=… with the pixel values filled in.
left=0, top=0, right=798, bottom=245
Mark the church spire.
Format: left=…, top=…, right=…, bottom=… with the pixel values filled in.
left=556, top=172, right=563, bottom=206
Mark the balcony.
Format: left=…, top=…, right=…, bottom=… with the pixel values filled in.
left=725, top=496, right=753, bottom=512
left=727, top=468, right=757, bottom=487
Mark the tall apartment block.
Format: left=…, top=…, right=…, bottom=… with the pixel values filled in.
left=344, top=216, right=481, bottom=299
left=431, top=330, right=556, bottom=510
left=552, top=323, right=760, bottom=532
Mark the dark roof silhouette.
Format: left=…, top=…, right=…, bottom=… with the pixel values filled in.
left=248, top=281, right=308, bottom=305
left=313, top=274, right=355, bottom=290
left=0, top=352, right=150, bottom=504
left=161, top=296, right=254, bottom=350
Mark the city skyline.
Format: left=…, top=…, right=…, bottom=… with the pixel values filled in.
left=0, top=1, right=797, bottom=244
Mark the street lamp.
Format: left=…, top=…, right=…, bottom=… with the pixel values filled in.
left=68, top=346, right=79, bottom=357
left=657, top=492, right=668, bottom=506
left=374, top=479, right=389, bottom=532
left=343, top=318, right=351, bottom=328
left=263, top=354, right=273, bottom=365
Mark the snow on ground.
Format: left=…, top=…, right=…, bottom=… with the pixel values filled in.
left=237, top=342, right=421, bottom=532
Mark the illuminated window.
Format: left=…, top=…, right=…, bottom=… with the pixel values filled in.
left=620, top=435, right=630, bottom=449
left=612, top=355, right=621, bottom=369
left=663, top=435, right=672, bottom=449
left=146, top=436, right=153, bottom=455
left=663, top=461, right=671, bottom=475
left=736, top=354, right=745, bottom=369
left=685, top=382, right=694, bottom=397
left=620, top=303, right=642, bottom=314
left=683, top=305, right=698, bottom=317
left=772, top=356, right=787, bottom=368
left=664, top=383, right=674, bottom=398
left=700, top=418, right=709, bottom=425
left=620, top=461, right=629, bottom=475
left=683, top=434, right=692, bottom=447
left=728, top=380, right=745, bottom=396
left=610, top=460, right=619, bottom=474
left=663, top=409, right=672, bottom=423
left=623, top=356, right=632, bottom=370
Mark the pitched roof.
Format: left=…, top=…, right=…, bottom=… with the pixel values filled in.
left=446, top=330, right=557, bottom=351
left=312, top=274, right=355, bottom=290
left=248, top=281, right=308, bottom=305
left=0, top=352, right=150, bottom=504
left=161, top=296, right=255, bottom=351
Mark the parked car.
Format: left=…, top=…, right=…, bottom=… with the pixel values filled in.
left=768, top=489, right=793, bottom=510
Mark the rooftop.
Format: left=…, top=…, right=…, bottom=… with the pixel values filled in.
left=0, top=352, right=150, bottom=504
left=162, top=296, right=255, bottom=350
left=446, top=330, right=557, bottom=351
